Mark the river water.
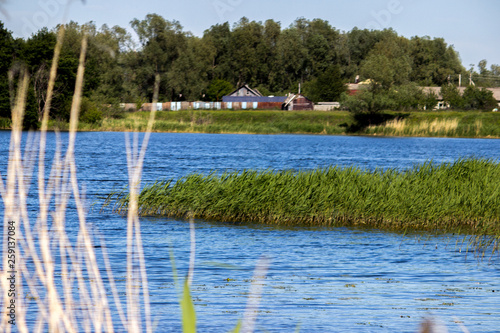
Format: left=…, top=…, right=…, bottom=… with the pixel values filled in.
left=1, top=131, right=499, bottom=332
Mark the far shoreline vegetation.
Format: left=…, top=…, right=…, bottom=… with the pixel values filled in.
left=2, top=15, right=500, bottom=133
left=2, top=109, right=500, bottom=139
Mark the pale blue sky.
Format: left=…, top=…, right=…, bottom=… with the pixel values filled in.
left=2, top=0, right=499, bottom=70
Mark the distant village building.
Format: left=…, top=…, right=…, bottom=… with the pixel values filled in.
left=222, top=84, right=287, bottom=109
left=224, top=84, right=263, bottom=98
left=282, top=94, right=314, bottom=111
left=314, top=102, right=340, bottom=111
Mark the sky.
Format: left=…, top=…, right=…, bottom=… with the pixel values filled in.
left=1, top=0, right=499, bottom=71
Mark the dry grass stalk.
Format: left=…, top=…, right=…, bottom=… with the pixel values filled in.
left=123, top=72, right=158, bottom=333
left=0, top=26, right=154, bottom=332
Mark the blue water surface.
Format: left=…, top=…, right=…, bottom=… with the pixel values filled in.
left=0, top=131, right=499, bottom=332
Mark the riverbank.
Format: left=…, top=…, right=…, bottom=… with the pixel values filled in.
left=3, top=109, right=500, bottom=138
left=108, top=158, right=500, bottom=236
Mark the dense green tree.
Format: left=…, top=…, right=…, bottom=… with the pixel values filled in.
left=462, top=85, right=498, bottom=110
left=0, top=21, right=14, bottom=118
left=343, top=28, right=392, bottom=81
left=389, top=83, right=425, bottom=110
left=275, top=27, right=308, bottom=91
left=440, top=84, right=464, bottom=109
left=341, top=89, right=397, bottom=114
left=202, top=22, right=232, bottom=81
left=22, top=27, right=56, bottom=121
left=229, top=17, right=267, bottom=87
left=167, top=37, right=210, bottom=101
left=305, top=65, right=345, bottom=102
left=23, top=85, right=40, bottom=129
left=131, top=14, right=187, bottom=100
left=204, top=79, right=233, bottom=101
left=302, top=19, right=339, bottom=77
left=360, top=35, right=412, bottom=89
left=259, top=19, right=281, bottom=92
left=409, top=37, right=464, bottom=86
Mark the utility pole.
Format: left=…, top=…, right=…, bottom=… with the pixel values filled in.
left=469, top=64, right=475, bottom=86
left=458, top=74, right=461, bottom=87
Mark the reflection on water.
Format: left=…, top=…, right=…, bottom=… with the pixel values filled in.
left=1, top=131, right=499, bottom=332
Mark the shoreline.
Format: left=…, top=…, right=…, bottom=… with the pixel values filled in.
left=2, top=109, right=500, bottom=139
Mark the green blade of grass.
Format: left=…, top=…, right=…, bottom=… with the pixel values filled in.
left=181, top=278, right=197, bottom=333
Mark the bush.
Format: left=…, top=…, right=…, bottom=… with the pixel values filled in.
left=462, top=86, right=498, bottom=110
left=422, top=90, right=438, bottom=110
left=79, top=97, right=103, bottom=124
left=0, top=117, right=11, bottom=129
left=340, top=92, right=369, bottom=113
left=441, top=85, right=464, bottom=109
left=341, top=90, right=396, bottom=113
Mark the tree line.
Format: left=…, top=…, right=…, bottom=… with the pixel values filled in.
left=1, top=15, right=499, bottom=128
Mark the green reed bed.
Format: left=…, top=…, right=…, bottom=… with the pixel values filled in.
left=108, top=158, right=500, bottom=235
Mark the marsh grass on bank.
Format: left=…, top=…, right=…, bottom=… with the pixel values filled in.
left=35, top=109, right=500, bottom=138
left=108, top=158, right=500, bottom=237
left=97, top=110, right=349, bottom=135
left=364, top=111, right=500, bottom=138
left=6, top=108, right=500, bottom=138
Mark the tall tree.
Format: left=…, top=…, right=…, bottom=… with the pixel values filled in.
left=409, top=36, right=464, bottom=86
left=276, top=26, right=308, bottom=91
left=229, top=17, right=265, bottom=87
left=360, top=34, right=412, bottom=89
left=305, top=65, right=345, bottom=102
left=0, top=21, right=14, bottom=118
left=131, top=14, right=187, bottom=100
left=22, top=27, right=56, bottom=121
left=202, top=22, right=231, bottom=81
left=167, top=37, right=210, bottom=101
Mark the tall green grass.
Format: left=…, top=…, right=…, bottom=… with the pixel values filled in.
left=108, top=158, right=500, bottom=236
left=97, top=110, right=349, bottom=135
left=364, top=111, right=500, bottom=138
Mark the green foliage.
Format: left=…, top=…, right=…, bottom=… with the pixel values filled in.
left=204, top=79, right=233, bottom=101
left=441, top=85, right=498, bottom=110
left=389, top=83, right=423, bottom=110
left=79, top=97, right=103, bottom=124
left=341, top=92, right=369, bottom=113
left=306, top=65, right=346, bottom=102
left=410, top=36, right=464, bottom=86
left=422, top=90, right=438, bottom=110
left=440, top=85, right=464, bottom=109
left=2, top=16, right=486, bottom=125
left=0, top=21, right=14, bottom=118
left=341, top=90, right=396, bottom=113
left=360, top=35, right=412, bottom=89
left=131, top=14, right=188, bottom=101
left=0, top=117, right=11, bottom=129
left=475, top=59, right=500, bottom=87
left=462, top=85, right=498, bottom=110
left=23, top=82, right=40, bottom=130
left=343, top=83, right=439, bottom=115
